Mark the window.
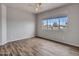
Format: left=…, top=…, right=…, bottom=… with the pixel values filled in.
left=42, top=19, right=48, bottom=30
left=42, top=16, right=68, bottom=30
left=59, top=16, right=68, bottom=29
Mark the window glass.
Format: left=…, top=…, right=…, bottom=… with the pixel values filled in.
left=41, top=16, right=68, bottom=30
left=42, top=20, right=47, bottom=25
left=42, top=19, right=48, bottom=30
left=60, top=16, right=68, bottom=29
left=52, top=18, right=59, bottom=30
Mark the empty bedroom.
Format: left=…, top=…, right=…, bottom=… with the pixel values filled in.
left=0, top=3, right=79, bottom=56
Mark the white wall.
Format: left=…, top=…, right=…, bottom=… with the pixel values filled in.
left=0, top=4, right=2, bottom=45
left=0, top=4, right=7, bottom=45
left=37, top=4, right=79, bottom=47
left=0, top=4, right=36, bottom=45
left=1, top=4, right=7, bottom=44
left=7, top=7, right=35, bottom=42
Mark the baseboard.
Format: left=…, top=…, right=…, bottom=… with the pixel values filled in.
left=2, top=41, right=7, bottom=45
left=0, top=42, right=2, bottom=46
left=7, top=36, right=35, bottom=43
left=36, top=36, right=79, bottom=48
left=0, top=36, right=35, bottom=46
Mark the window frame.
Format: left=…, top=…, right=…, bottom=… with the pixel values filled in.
left=41, top=16, right=68, bottom=30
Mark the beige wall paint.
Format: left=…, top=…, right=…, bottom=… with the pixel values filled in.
left=37, top=4, right=79, bottom=47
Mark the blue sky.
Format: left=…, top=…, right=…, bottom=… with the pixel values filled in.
left=42, top=16, right=68, bottom=26
left=60, top=17, right=68, bottom=25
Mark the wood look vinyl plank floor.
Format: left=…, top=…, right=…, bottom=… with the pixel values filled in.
left=0, top=37, right=79, bottom=56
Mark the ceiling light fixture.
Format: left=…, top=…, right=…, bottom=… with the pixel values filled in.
left=35, top=3, right=42, bottom=12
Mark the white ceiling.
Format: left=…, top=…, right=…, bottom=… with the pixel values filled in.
left=5, top=3, right=68, bottom=14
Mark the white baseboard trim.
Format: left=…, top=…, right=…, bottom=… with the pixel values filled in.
left=2, top=41, right=7, bottom=45
left=0, top=36, right=35, bottom=46
left=7, top=36, right=35, bottom=43
left=0, top=41, right=7, bottom=46
left=0, top=43, right=2, bottom=46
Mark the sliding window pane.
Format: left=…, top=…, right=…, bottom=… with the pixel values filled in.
left=47, top=19, right=51, bottom=30
left=60, top=16, right=68, bottom=29
left=52, top=18, right=59, bottom=30
left=42, top=20, right=48, bottom=30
